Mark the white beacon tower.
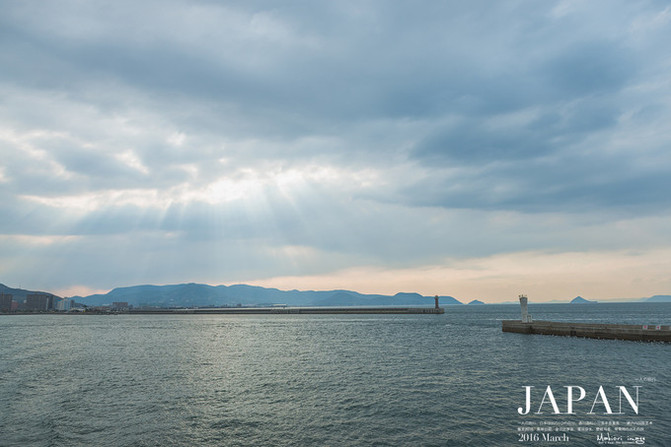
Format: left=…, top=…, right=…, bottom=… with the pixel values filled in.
left=519, top=294, right=532, bottom=323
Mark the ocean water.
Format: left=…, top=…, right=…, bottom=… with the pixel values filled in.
left=1, top=303, right=670, bottom=446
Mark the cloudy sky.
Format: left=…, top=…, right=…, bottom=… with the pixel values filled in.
left=2, top=0, right=671, bottom=302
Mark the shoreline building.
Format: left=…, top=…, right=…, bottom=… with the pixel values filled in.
left=26, top=293, right=55, bottom=311
left=0, top=293, right=13, bottom=312
left=55, top=297, right=73, bottom=311
left=111, top=302, right=130, bottom=311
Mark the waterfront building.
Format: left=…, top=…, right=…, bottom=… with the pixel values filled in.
left=0, top=293, right=13, bottom=312
left=55, top=298, right=73, bottom=311
left=26, top=293, right=54, bottom=311
left=111, top=302, right=130, bottom=311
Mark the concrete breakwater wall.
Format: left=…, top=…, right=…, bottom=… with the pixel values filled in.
left=502, top=320, right=671, bottom=342
left=130, top=307, right=445, bottom=315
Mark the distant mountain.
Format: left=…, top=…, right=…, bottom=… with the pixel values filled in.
left=74, top=283, right=464, bottom=308
left=438, top=295, right=463, bottom=305
left=314, top=291, right=422, bottom=307
left=0, top=283, right=59, bottom=302
left=468, top=299, right=485, bottom=305
left=570, top=296, right=597, bottom=304
left=645, top=295, right=671, bottom=303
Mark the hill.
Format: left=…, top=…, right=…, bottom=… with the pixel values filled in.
left=645, top=295, right=671, bottom=303
left=74, top=283, right=464, bottom=308
left=0, top=283, right=59, bottom=302
left=570, top=296, right=597, bottom=304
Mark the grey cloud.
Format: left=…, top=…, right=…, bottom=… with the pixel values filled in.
left=412, top=96, right=621, bottom=166
left=0, top=1, right=555, bottom=125
left=541, top=41, right=635, bottom=97
left=0, top=0, right=645, bottom=144
left=402, top=144, right=671, bottom=214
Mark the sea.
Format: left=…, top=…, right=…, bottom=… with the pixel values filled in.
left=1, top=302, right=670, bottom=446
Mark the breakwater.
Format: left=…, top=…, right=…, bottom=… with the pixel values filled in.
left=129, top=306, right=445, bottom=315
left=502, top=320, right=671, bottom=342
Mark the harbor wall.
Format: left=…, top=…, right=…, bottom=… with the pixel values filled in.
left=129, top=307, right=445, bottom=315
left=502, top=320, right=671, bottom=342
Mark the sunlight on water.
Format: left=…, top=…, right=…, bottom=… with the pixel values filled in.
left=1, top=303, right=669, bottom=446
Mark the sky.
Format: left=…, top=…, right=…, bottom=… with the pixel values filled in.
left=2, top=0, right=671, bottom=302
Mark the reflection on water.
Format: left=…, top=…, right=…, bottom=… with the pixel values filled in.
left=1, top=303, right=670, bottom=446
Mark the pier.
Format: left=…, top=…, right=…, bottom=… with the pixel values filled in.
left=130, top=306, right=445, bottom=315
left=125, top=295, right=446, bottom=315
left=502, top=295, right=671, bottom=342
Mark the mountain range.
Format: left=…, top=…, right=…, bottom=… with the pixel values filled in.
left=3, top=282, right=671, bottom=307
left=71, top=283, right=462, bottom=308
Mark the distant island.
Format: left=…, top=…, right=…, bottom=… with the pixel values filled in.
left=570, top=296, right=598, bottom=304
left=468, top=300, right=485, bottom=305
left=73, top=284, right=465, bottom=308
left=644, top=295, right=671, bottom=303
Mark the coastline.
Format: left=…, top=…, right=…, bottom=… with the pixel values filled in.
left=1, top=306, right=445, bottom=315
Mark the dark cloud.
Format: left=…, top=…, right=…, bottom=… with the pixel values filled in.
left=412, top=96, right=622, bottom=165
left=541, top=41, right=635, bottom=97
left=402, top=144, right=671, bottom=214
